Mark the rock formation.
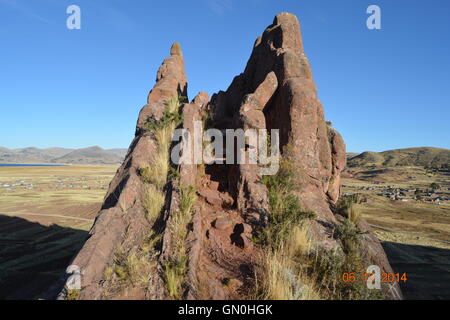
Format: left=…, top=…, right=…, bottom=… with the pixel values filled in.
left=58, top=13, right=402, bottom=300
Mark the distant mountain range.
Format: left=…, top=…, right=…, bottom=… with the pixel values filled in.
left=0, top=146, right=127, bottom=165
left=2, top=146, right=448, bottom=167
left=347, top=147, right=450, bottom=168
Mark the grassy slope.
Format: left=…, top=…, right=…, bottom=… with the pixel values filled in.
left=348, top=147, right=450, bottom=168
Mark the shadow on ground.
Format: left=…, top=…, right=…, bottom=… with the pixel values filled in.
left=2, top=213, right=448, bottom=300
left=382, top=241, right=450, bottom=300
left=0, top=215, right=88, bottom=300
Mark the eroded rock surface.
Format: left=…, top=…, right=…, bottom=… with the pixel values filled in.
left=59, top=13, right=401, bottom=300
left=62, top=43, right=187, bottom=300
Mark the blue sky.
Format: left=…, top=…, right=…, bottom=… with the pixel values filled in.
left=0, top=0, right=449, bottom=153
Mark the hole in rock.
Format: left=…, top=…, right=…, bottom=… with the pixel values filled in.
left=230, top=223, right=245, bottom=248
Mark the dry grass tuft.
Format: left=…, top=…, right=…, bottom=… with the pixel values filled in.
left=337, top=196, right=361, bottom=224
left=286, top=224, right=310, bottom=258
left=103, top=266, right=114, bottom=281
left=140, top=154, right=168, bottom=189
left=124, top=252, right=155, bottom=286
left=179, top=184, right=197, bottom=216
left=171, top=185, right=197, bottom=257
left=254, top=242, right=321, bottom=300
left=65, top=289, right=81, bottom=300
left=142, top=184, right=165, bottom=223
left=259, top=250, right=296, bottom=300
left=163, top=257, right=187, bottom=300
left=141, top=230, right=162, bottom=255
left=162, top=184, right=197, bottom=299
left=347, top=204, right=361, bottom=224
left=111, top=247, right=156, bottom=288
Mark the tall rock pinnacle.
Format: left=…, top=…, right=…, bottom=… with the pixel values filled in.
left=63, top=41, right=188, bottom=299
left=137, top=42, right=187, bottom=131
left=58, top=13, right=402, bottom=301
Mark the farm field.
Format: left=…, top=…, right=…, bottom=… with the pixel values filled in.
left=342, top=165, right=450, bottom=299
left=0, top=164, right=449, bottom=299
left=0, top=165, right=118, bottom=299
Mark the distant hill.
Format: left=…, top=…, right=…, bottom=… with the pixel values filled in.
left=348, top=147, right=450, bottom=168
left=346, top=152, right=359, bottom=160
left=0, top=146, right=127, bottom=165
left=52, top=146, right=125, bottom=165
left=105, top=148, right=128, bottom=159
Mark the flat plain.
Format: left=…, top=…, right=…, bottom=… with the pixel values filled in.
left=0, top=165, right=117, bottom=299
left=0, top=164, right=449, bottom=299
left=342, top=165, right=450, bottom=299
